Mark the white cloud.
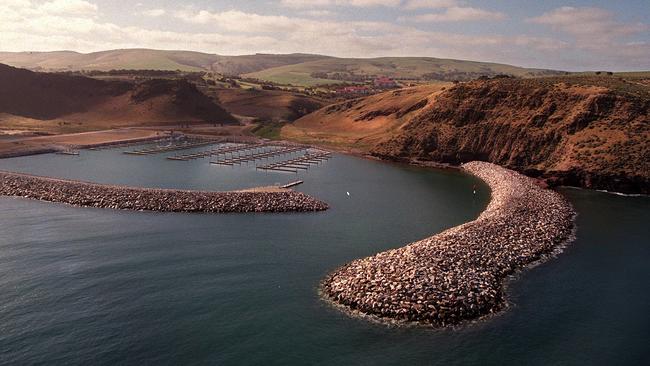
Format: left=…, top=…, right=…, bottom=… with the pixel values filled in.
left=141, top=9, right=166, bottom=17
left=402, top=0, right=458, bottom=10
left=528, top=7, right=646, bottom=39
left=407, top=6, right=506, bottom=22
left=40, top=0, right=98, bottom=16
left=0, top=1, right=647, bottom=71
left=300, top=10, right=336, bottom=17
left=280, top=0, right=400, bottom=8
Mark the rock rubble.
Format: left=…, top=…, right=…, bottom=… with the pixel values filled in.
left=0, top=171, right=328, bottom=213
left=322, top=161, right=575, bottom=326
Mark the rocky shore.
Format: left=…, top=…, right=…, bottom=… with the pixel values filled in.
left=322, top=161, right=575, bottom=327
left=0, top=171, right=328, bottom=213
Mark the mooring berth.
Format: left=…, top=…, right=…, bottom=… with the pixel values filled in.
left=257, top=151, right=332, bottom=173
left=210, top=146, right=308, bottom=166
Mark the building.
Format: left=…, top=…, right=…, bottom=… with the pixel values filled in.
left=373, top=77, right=397, bottom=89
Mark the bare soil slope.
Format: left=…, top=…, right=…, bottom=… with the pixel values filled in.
left=213, top=88, right=326, bottom=122
left=289, top=76, right=650, bottom=193
left=0, top=63, right=237, bottom=133
left=283, top=84, right=449, bottom=150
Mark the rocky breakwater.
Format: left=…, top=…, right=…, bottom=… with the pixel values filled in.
left=322, top=161, right=575, bottom=326
left=0, top=171, right=328, bottom=213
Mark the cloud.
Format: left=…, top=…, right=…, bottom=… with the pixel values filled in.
left=141, top=9, right=166, bottom=17
left=300, top=10, right=336, bottom=17
left=40, top=0, right=98, bottom=16
left=280, top=0, right=400, bottom=8
left=528, top=6, right=647, bottom=39
left=406, top=6, right=506, bottom=22
left=525, top=7, right=649, bottom=69
left=0, top=1, right=647, bottom=71
left=402, top=0, right=458, bottom=10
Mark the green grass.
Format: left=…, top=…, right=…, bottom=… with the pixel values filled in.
left=251, top=122, right=286, bottom=140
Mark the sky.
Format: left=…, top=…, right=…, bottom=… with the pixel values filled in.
left=1, top=0, right=648, bottom=71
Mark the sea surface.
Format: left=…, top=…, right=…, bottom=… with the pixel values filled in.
left=0, top=144, right=648, bottom=365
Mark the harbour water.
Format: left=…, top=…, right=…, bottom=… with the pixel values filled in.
left=0, top=147, right=648, bottom=365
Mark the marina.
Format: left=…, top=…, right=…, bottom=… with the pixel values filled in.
left=167, top=143, right=269, bottom=161
left=257, top=151, right=332, bottom=173
left=210, top=146, right=310, bottom=166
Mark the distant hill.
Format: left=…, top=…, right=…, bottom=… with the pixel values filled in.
left=211, top=53, right=331, bottom=76
left=0, top=49, right=563, bottom=86
left=0, top=63, right=237, bottom=132
left=0, top=50, right=329, bottom=74
left=286, top=75, right=650, bottom=194
left=0, top=49, right=217, bottom=72
left=244, top=56, right=562, bottom=86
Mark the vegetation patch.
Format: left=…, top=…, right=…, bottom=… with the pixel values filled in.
left=251, top=122, right=287, bottom=140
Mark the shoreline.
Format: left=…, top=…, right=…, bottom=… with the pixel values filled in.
left=321, top=161, right=576, bottom=327
left=0, top=170, right=328, bottom=213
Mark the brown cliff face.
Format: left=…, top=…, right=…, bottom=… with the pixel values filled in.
left=370, top=77, right=649, bottom=194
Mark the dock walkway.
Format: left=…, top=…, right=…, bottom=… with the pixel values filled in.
left=257, top=151, right=332, bottom=173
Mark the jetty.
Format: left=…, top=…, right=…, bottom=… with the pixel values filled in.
left=0, top=170, right=328, bottom=213
left=281, top=180, right=304, bottom=188
left=87, top=136, right=172, bottom=150
left=322, top=161, right=576, bottom=327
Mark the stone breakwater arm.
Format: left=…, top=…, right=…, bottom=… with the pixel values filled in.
left=322, top=161, right=575, bottom=326
left=0, top=171, right=328, bottom=213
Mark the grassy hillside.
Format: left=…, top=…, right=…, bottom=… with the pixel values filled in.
left=210, top=53, right=330, bottom=75
left=245, top=57, right=562, bottom=86
left=0, top=49, right=564, bottom=86
left=0, top=50, right=330, bottom=74
left=0, top=49, right=220, bottom=71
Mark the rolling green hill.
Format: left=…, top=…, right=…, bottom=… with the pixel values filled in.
left=0, top=49, right=216, bottom=71
left=244, top=56, right=563, bottom=86
left=0, top=50, right=327, bottom=73
left=0, top=49, right=564, bottom=85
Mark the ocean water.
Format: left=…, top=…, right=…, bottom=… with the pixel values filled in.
left=0, top=146, right=648, bottom=365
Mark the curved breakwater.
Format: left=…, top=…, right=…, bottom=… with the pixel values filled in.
left=322, top=161, right=576, bottom=326
left=0, top=170, right=328, bottom=213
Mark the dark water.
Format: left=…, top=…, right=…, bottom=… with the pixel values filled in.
left=0, top=147, right=648, bottom=365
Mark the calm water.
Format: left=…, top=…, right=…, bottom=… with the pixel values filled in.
left=0, top=146, right=648, bottom=365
